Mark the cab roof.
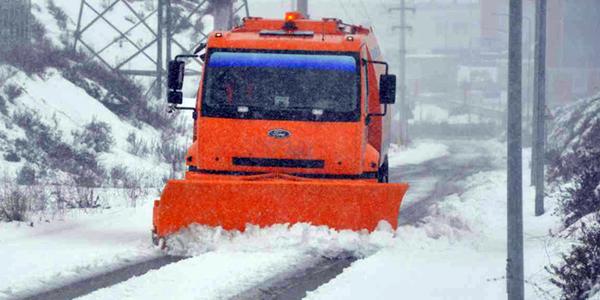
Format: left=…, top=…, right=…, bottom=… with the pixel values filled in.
left=207, top=12, right=371, bottom=53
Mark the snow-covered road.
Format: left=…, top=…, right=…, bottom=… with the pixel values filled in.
left=306, top=141, right=569, bottom=299
left=79, top=251, right=315, bottom=300
left=1, top=139, right=567, bottom=300
left=0, top=203, right=160, bottom=299
left=393, top=140, right=501, bottom=225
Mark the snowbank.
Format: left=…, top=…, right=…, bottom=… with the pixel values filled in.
left=388, top=141, right=449, bottom=167
left=0, top=198, right=160, bottom=299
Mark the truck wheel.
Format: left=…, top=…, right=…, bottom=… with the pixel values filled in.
left=377, top=157, right=389, bottom=183
left=152, top=229, right=159, bottom=246
left=152, top=229, right=167, bottom=250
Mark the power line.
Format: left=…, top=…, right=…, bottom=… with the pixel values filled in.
left=389, top=1, right=415, bottom=146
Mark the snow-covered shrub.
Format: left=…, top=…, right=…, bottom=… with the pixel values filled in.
left=47, top=0, right=70, bottom=46
left=3, top=84, right=22, bottom=101
left=0, top=95, right=7, bottom=115
left=109, top=166, right=129, bottom=187
left=548, top=94, right=600, bottom=226
left=68, top=150, right=105, bottom=188
left=126, top=132, right=150, bottom=156
left=12, top=110, right=63, bottom=162
left=47, top=0, right=68, bottom=31
left=72, top=186, right=101, bottom=209
left=108, top=166, right=144, bottom=207
left=16, top=165, right=36, bottom=186
left=73, top=120, right=114, bottom=153
left=12, top=110, right=106, bottom=187
left=154, top=120, right=189, bottom=178
left=0, top=183, right=29, bottom=222
left=3, top=150, right=20, bottom=162
left=154, top=142, right=185, bottom=170
left=549, top=216, right=600, bottom=300
left=123, top=172, right=145, bottom=208
left=153, top=138, right=186, bottom=179
left=548, top=94, right=600, bottom=298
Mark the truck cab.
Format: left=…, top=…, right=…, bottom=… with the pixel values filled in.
left=168, top=12, right=396, bottom=182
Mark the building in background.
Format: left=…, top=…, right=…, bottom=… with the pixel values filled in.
left=481, top=0, right=600, bottom=105
left=546, top=0, right=600, bottom=105
left=406, top=0, right=505, bottom=127
left=408, top=0, right=480, bottom=56
left=0, top=0, right=31, bottom=51
left=406, top=0, right=481, bottom=102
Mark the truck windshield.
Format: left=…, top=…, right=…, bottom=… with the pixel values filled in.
left=201, top=51, right=360, bottom=122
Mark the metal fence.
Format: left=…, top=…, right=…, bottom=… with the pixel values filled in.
left=73, top=0, right=249, bottom=98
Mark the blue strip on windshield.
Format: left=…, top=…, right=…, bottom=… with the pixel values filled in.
left=208, top=52, right=356, bottom=72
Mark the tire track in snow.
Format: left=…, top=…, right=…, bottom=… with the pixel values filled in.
left=17, top=256, right=185, bottom=300
left=391, top=140, right=498, bottom=226
left=232, top=255, right=357, bottom=300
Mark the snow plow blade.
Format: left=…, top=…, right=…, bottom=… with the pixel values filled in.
left=153, top=177, right=409, bottom=238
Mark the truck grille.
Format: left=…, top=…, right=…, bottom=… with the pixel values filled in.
left=232, top=157, right=325, bottom=169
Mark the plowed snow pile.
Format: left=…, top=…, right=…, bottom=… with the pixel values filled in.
left=166, top=221, right=397, bottom=258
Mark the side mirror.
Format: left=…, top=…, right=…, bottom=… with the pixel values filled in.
left=168, top=60, right=185, bottom=91
left=168, top=90, right=183, bottom=105
left=166, top=54, right=201, bottom=112
left=379, top=74, right=396, bottom=105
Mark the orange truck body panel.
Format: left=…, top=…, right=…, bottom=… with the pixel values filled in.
left=195, top=118, right=368, bottom=175
left=153, top=13, right=408, bottom=239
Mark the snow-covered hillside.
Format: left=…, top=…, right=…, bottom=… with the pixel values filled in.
left=0, top=0, right=199, bottom=219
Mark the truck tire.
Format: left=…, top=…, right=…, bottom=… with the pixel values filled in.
left=377, top=156, right=389, bottom=183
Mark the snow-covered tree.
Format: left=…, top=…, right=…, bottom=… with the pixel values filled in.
left=548, top=94, right=600, bottom=298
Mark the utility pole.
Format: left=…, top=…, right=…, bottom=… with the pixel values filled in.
left=214, top=0, right=234, bottom=31
left=390, top=0, right=414, bottom=146
left=532, top=0, right=547, bottom=216
left=156, top=0, right=164, bottom=98
left=296, top=0, right=308, bottom=16
left=507, top=0, right=524, bottom=299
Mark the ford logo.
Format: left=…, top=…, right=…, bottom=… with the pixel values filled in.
left=268, top=129, right=291, bottom=139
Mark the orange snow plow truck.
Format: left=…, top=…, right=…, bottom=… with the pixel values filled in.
left=152, top=12, right=409, bottom=244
